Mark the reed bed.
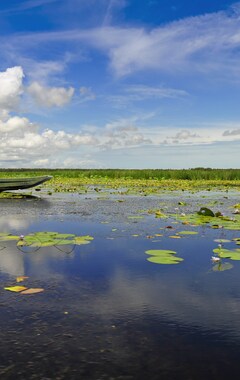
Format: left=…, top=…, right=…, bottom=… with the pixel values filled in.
left=0, top=168, right=240, bottom=181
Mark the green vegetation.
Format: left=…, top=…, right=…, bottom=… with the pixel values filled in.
left=145, top=249, right=184, bottom=264
left=0, top=231, right=94, bottom=248
left=1, top=168, right=240, bottom=180
left=0, top=168, right=240, bottom=193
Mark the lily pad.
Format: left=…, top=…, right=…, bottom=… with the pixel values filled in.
left=214, top=239, right=231, bottom=243
left=4, top=286, right=27, bottom=292
left=16, top=232, right=94, bottom=248
left=147, top=255, right=183, bottom=264
left=145, top=249, right=177, bottom=256
left=145, top=249, right=183, bottom=265
left=20, top=288, right=44, bottom=294
left=0, top=233, right=20, bottom=241
left=178, top=231, right=198, bottom=235
left=213, top=248, right=240, bottom=260
left=197, top=207, right=215, bottom=217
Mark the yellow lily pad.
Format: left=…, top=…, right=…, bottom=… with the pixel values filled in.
left=16, top=276, right=29, bottom=283
left=4, top=286, right=27, bottom=292
left=20, top=288, right=44, bottom=294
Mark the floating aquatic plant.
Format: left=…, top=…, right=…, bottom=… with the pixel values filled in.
left=178, top=231, right=198, bottom=235
left=145, top=249, right=184, bottom=265
left=213, top=247, right=240, bottom=261
left=0, top=231, right=94, bottom=250
left=17, top=232, right=93, bottom=248
left=171, top=209, right=240, bottom=231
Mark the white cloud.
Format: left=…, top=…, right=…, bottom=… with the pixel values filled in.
left=99, top=117, right=153, bottom=149
left=2, top=4, right=240, bottom=79
left=2, top=4, right=240, bottom=80
left=28, top=81, right=74, bottom=107
left=102, top=0, right=127, bottom=26
left=0, top=66, right=24, bottom=112
left=171, top=129, right=200, bottom=142
left=0, top=116, right=34, bottom=133
left=0, top=0, right=59, bottom=14
left=125, top=85, right=188, bottom=99
left=223, top=128, right=240, bottom=136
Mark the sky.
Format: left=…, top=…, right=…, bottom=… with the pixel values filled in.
left=0, top=0, right=240, bottom=169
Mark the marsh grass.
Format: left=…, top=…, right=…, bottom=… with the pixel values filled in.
left=1, top=168, right=240, bottom=180
left=0, top=168, right=240, bottom=192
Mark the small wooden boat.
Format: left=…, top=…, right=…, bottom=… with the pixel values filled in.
left=0, top=176, right=52, bottom=192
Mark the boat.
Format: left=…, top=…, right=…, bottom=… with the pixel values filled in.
left=0, top=175, right=52, bottom=192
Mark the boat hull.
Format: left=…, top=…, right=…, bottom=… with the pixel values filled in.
left=0, top=176, right=52, bottom=192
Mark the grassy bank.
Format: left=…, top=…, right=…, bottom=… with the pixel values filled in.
left=0, top=169, right=240, bottom=193
left=1, top=168, right=240, bottom=180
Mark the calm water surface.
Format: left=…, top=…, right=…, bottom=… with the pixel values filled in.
left=0, top=190, right=240, bottom=379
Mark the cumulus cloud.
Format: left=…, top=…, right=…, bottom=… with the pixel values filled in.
left=0, top=66, right=100, bottom=167
left=27, top=82, right=74, bottom=107
left=0, top=66, right=24, bottom=112
left=100, top=117, right=153, bottom=149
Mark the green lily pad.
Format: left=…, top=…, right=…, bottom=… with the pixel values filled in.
left=16, top=232, right=94, bottom=248
left=145, top=249, right=183, bottom=265
left=178, top=231, right=198, bottom=235
left=171, top=211, right=240, bottom=231
left=197, top=207, right=215, bottom=217
left=213, top=248, right=240, bottom=260
left=0, top=233, right=20, bottom=241
left=145, top=249, right=177, bottom=256
left=147, top=255, right=183, bottom=264
left=74, top=235, right=94, bottom=245
left=214, top=239, right=231, bottom=243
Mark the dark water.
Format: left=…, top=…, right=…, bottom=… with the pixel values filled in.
left=0, top=191, right=240, bottom=379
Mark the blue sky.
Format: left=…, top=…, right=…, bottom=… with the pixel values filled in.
left=0, top=0, right=239, bottom=168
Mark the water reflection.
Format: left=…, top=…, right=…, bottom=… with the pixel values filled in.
left=0, top=245, right=24, bottom=276
left=0, top=214, right=29, bottom=231
left=1, top=193, right=240, bottom=379
left=1, top=231, right=240, bottom=341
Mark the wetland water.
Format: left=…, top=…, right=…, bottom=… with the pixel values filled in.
left=0, top=189, right=240, bottom=379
